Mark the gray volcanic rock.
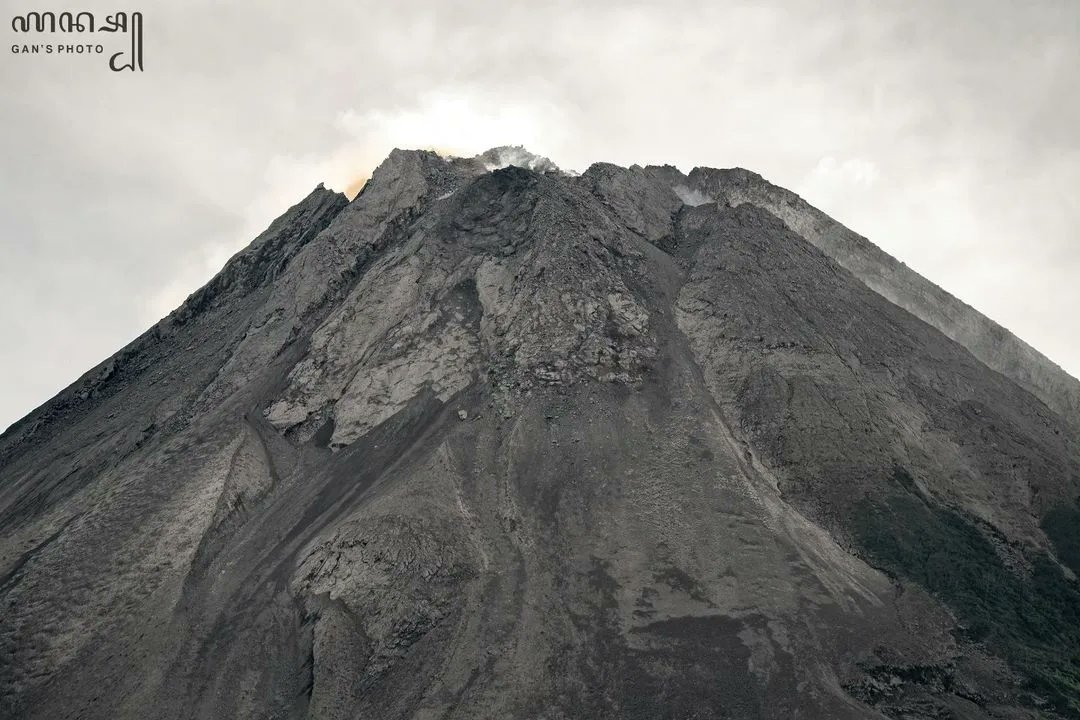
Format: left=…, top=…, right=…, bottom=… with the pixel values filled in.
left=2, top=148, right=1079, bottom=720
left=692, top=166, right=1080, bottom=431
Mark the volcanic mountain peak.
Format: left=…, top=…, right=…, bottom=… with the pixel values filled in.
left=2, top=147, right=1080, bottom=719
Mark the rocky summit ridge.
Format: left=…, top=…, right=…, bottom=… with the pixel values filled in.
left=1, top=147, right=1079, bottom=720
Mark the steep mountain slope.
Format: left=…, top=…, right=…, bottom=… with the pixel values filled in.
left=691, top=165, right=1079, bottom=430
left=1, top=148, right=1078, bottom=720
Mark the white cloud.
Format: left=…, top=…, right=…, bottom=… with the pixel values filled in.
left=806, top=155, right=881, bottom=192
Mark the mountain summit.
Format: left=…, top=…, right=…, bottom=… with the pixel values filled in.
left=2, top=148, right=1079, bottom=719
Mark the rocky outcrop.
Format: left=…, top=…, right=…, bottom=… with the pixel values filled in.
left=690, top=166, right=1080, bottom=430
left=1, top=148, right=1078, bottom=720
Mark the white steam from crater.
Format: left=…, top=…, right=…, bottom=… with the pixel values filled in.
left=673, top=184, right=713, bottom=206
left=476, top=146, right=561, bottom=173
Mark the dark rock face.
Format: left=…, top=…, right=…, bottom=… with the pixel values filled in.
left=2, top=149, right=1078, bottom=720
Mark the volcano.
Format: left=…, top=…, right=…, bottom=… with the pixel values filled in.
left=2, top=147, right=1079, bottom=719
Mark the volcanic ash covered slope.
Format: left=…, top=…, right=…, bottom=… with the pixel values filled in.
left=2, top=147, right=1079, bottom=720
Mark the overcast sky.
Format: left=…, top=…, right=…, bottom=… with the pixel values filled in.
left=2, top=0, right=1077, bottom=432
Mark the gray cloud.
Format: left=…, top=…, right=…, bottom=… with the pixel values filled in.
left=2, top=0, right=1077, bottom=431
